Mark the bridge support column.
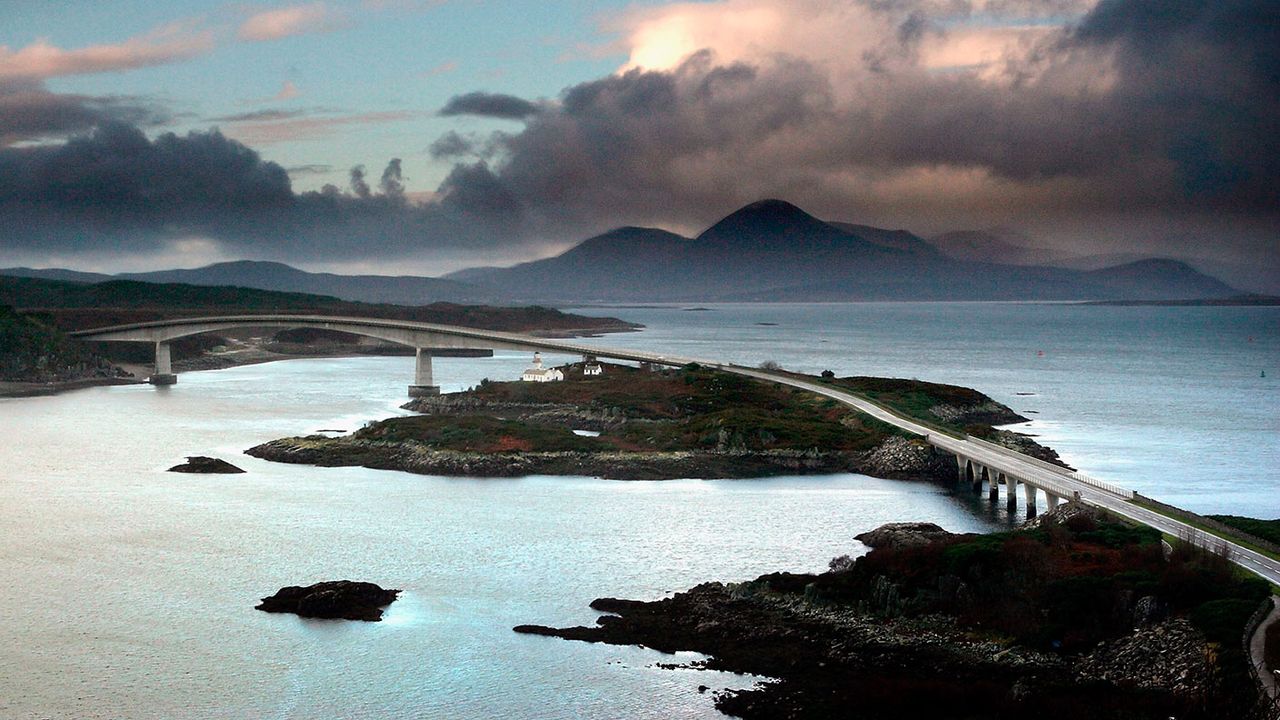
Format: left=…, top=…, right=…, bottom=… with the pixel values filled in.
left=149, top=342, right=177, bottom=385
left=408, top=348, right=440, bottom=397
left=988, top=471, right=1000, bottom=502
left=1006, top=476, right=1018, bottom=511
left=1024, top=483, right=1038, bottom=517
left=956, top=456, right=967, bottom=483
left=1045, top=493, right=1061, bottom=511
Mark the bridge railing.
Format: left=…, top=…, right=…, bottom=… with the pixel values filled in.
left=963, top=435, right=1135, bottom=499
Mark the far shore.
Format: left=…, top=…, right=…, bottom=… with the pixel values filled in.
left=0, top=322, right=636, bottom=399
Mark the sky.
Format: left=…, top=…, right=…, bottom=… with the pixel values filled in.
left=0, top=0, right=1276, bottom=289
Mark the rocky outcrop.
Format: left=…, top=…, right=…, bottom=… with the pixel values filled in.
left=167, top=456, right=246, bottom=474
left=929, top=400, right=1027, bottom=427
left=855, top=522, right=955, bottom=550
left=858, top=435, right=953, bottom=481
left=255, top=580, right=400, bottom=621
left=1074, top=619, right=1211, bottom=696
left=1023, top=500, right=1104, bottom=529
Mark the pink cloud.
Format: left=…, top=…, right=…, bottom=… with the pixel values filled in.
left=219, top=110, right=415, bottom=144
left=0, top=22, right=213, bottom=79
left=238, top=3, right=345, bottom=42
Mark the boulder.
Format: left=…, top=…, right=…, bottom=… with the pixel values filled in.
left=854, top=522, right=954, bottom=550
left=256, top=580, right=400, bottom=621
left=167, top=456, right=245, bottom=474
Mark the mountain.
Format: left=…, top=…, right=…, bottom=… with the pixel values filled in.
left=0, top=261, right=494, bottom=306
left=826, top=222, right=942, bottom=256
left=928, top=229, right=1076, bottom=266
left=452, top=199, right=1236, bottom=302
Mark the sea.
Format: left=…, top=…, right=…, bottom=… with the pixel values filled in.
left=0, top=302, right=1274, bottom=718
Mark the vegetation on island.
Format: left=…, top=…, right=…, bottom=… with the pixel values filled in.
left=0, top=304, right=120, bottom=383
left=247, top=362, right=1035, bottom=481
left=518, top=506, right=1274, bottom=719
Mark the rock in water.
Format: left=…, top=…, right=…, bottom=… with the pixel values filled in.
left=167, top=456, right=245, bottom=474
left=256, top=581, right=400, bottom=621
left=854, top=522, right=954, bottom=549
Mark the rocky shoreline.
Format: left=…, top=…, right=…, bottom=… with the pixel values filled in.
left=515, top=506, right=1266, bottom=719
left=246, top=435, right=953, bottom=481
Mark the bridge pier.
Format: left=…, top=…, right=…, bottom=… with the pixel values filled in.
left=408, top=348, right=440, bottom=397
left=956, top=456, right=967, bottom=483
left=1045, top=493, right=1061, bottom=511
left=987, top=469, right=999, bottom=502
left=149, top=342, right=177, bottom=385
left=1006, top=476, right=1019, bottom=512
left=1024, top=482, right=1038, bottom=517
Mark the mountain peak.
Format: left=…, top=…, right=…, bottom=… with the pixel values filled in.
left=697, top=199, right=841, bottom=246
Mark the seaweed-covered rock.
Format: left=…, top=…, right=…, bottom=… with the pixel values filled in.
left=256, top=580, right=400, bottom=621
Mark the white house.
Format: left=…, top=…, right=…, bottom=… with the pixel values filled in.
left=583, top=363, right=603, bottom=376
left=521, top=352, right=564, bottom=382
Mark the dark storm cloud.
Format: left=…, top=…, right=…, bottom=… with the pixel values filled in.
left=0, top=123, right=515, bottom=261
left=430, top=0, right=1278, bottom=240
left=0, top=79, right=168, bottom=146
left=438, top=91, right=540, bottom=120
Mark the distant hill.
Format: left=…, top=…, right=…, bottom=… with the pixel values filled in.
left=0, top=275, right=638, bottom=336
left=450, top=199, right=1237, bottom=302
left=927, top=229, right=1077, bottom=266
left=0, top=260, right=495, bottom=306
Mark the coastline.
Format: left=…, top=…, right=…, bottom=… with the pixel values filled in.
left=0, top=321, right=638, bottom=399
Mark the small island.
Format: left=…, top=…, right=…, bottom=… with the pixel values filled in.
left=256, top=580, right=400, bottom=621
left=167, top=456, right=246, bottom=474
left=247, top=362, right=1053, bottom=481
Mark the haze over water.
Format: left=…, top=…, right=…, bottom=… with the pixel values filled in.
left=0, top=302, right=1274, bottom=718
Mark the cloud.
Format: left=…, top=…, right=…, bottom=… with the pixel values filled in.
left=238, top=3, right=345, bottom=42
left=0, top=79, right=169, bottom=146
left=275, top=80, right=301, bottom=100
left=0, top=123, right=527, bottom=268
left=0, top=22, right=213, bottom=79
left=424, top=0, right=1276, bottom=248
left=0, top=0, right=1275, bottom=285
left=208, top=108, right=309, bottom=123
left=285, top=163, right=333, bottom=175
left=218, top=110, right=415, bottom=145
left=417, top=60, right=458, bottom=78
left=439, top=92, right=540, bottom=119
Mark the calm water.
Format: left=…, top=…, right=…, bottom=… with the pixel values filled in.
left=0, top=351, right=1002, bottom=720
left=0, top=303, right=1274, bottom=718
left=570, top=303, right=1279, bottom=516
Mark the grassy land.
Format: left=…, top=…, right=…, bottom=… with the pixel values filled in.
left=1133, top=497, right=1280, bottom=562
left=382, top=363, right=908, bottom=454
left=1208, top=516, right=1280, bottom=546
left=793, top=373, right=1023, bottom=438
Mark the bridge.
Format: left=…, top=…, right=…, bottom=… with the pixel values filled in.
left=70, top=314, right=1280, bottom=589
